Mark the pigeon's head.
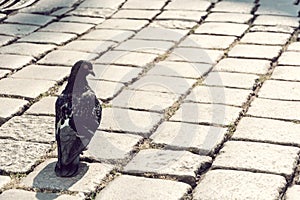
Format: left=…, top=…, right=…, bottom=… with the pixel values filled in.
left=70, top=60, right=95, bottom=78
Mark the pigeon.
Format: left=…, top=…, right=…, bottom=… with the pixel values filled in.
left=55, top=60, right=102, bottom=177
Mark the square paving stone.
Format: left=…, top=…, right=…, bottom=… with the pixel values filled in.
left=78, top=0, right=125, bottom=9
left=51, top=7, right=73, bottom=16
left=258, top=80, right=300, bottom=100
left=213, top=58, right=271, bottom=74
left=0, top=115, right=55, bottom=143
left=248, top=98, right=300, bottom=121
left=41, top=22, right=93, bottom=35
left=123, top=149, right=212, bottom=184
left=193, top=169, right=286, bottom=200
left=0, top=189, right=83, bottom=200
left=157, top=10, right=206, bottom=22
left=0, top=35, right=15, bottom=46
left=11, top=65, right=70, bottom=81
left=25, top=96, right=57, bottom=116
left=81, top=29, right=134, bottom=42
left=112, top=9, right=159, bottom=20
left=204, top=72, right=258, bottom=89
left=195, top=22, right=249, bottom=37
left=228, top=44, right=282, bottom=60
left=100, top=107, right=162, bottom=137
left=180, top=34, right=237, bottom=50
left=96, top=175, right=191, bottom=200
left=0, top=78, right=55, bottom=99
left=278, top=52, right=300, bottom=66
left=232, top=117, right=300, bottom=146
left=88, top=79, right=124, bottom=100
left=0, top=54, right=33, bottom=70
left=287, top=42, right=300, bottom=52
left=0, top=43, right=56, bottom=58
left=20, top=0, right=79, bottom=14
left=4, top=13, right=55, bottom=26
left=0, top=139, right=51, bottom=173
left=165, top=0, right=211, bottom=11
left=96, top=19, right=148, bottom=30
left=212, top=1, right=255, bottom=13
left=38, top=50, right=98, bottom=66
left=240, top=32, right=291, bottom=45
left=20, top=158, right=114, bottom=193
left=285, top=185, right=300, bottom=200
left=213, top=141, right=300, bottom=177
left=170, top=102, right=242, bottom=126
left=151, top=121, right=227, bottom=155
left=134, top=27, right=188, bottom=42
left=256, top=4, right=299, bottom=17
left=61, top=40, right=116, bottom=54
left=68, top=7, right=116, bottom=18
left=18, top=31, right=77, bottom=45
left=60, top=16, right=105, bottom=25
left=249, top=25, right=295, bottom=34
left=0, top=24, right=39, bottom=36
left=272, top=66, right=300, bottom=81
left=205, top=12, right=253, bottom=23
left=186, top=86, right=251, bottom=107
left=123, top=0, right=166, bottom=9
left=254, top=15, right=299, bottom=27
left=129, top=75, right=196, bottom=95
left=0, top=176, right=11, bottom=189
left=0, top=97, right=28, bottom=120
left=150, top=20, right=197, bottom=30
left=112, top=89, right=179, bottom=112
left=83, top=131, right=142, bottom=162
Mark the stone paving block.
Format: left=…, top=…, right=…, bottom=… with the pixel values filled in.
left=205, top=12, right=253, bottom=23
left=285, top=185, right=300, bottom=200
left=0, top=69, right=10, bottom=78
left=248, top=98, right=300, bottom=121
left=0, top=54, right=33, bottom=70
left=256, top=4, right=299, bottom=17
left=258, top=80, right=300, bottom=100
left=240, top=32, right=291, bottom=45
left=0, top=139, right=51, bottom=173
left=165, top=0, right=211, bottom=11
left=123, top=149, right=212, bottom=184
left=68, top=8, right=116, bottom=18
left=41, top=22, right=94, bottom=35
left=170, top=102, right=241, bottom=126
left=193, top=169, right=286, bottom=200
left=134, top=27, right=188, bottom=42
left=278, top=52, right=300, bottom=66
left=180, top=34, right=236, bottom=50
left=112, top=89, right=178, bottom=112
left=0, top=97, right=28, bottom=120
left=11, top=65, right=69, bottom=81
left=147, top=61, right=212, bottom=79
left=51, top=7, right=73, bottom=16
left=0, top=78, right=55, bottom=98
left=250, top=25, right=295, bottom=34
left=287, top=42, right=300, bottom=52
left=94, top=51, right=157, bottom=67
left=213, top=58, right=271, bottom=74
left=186, top=86, right=251, bottom=106
left=150, top=20, right=197, bottom=30
left=19, top=31, right=77, bottom=45
left=0, top=43, right=56, bottom=58
left=0, top=115, right=55, bottom=143
left=38, top=50, right=98, bottom=66
left=212, top=1, right=255, bottom=13
left=0, top=35, right=15, bottom=46
left=62, top=40, right=116, bottom=54
left=60, top=16, right=105, bottom=25
left=123, top=0, right=166, bottom=9
left=151, top=121, right=227, bottom=155
left=129, top=75, right=195, bottom=95
left=272, top=66, right=300, bottom=81
left=20, top=158, right=114, bottom=193
left=195, top=22, right=249, bottom=37
left=78, top=0, right=125, bottom=9
left=96, top=19, right=148, bottom=30
left=88, top=79, right=124, bottom=100
left=100, top=107, right=162, bottom=136
left=96, top=175, right=191, bottom=200
left=228, top=44, right=282, bottom=60
left=0, top=24, right=39, bottom=37
left=213, top=141, right=300, bottom=176
left=0, top=189, right=83, bottom=200
left=112, top=9, right=159, bottom=20
left=233, top=117, right=300, bottom=146
left=204, top=72, right=258, bottom=89
left=20, top=0, right=78, bottom=14
left=83, top=131, right=142, bottom=161
left=81, top=29, right=134, bottom=42
left=157, top=10, right=206, bottom=22
left=167, top=48, right=224, bottom=64
left=25, top=96, right=57, bottom=116
left=115, top=39, right=174, bottom=55
left=4, top=13, right=55, bottom=26
left=0, top=176, right=11, bottom=189
left=253, top=15, right=299, bottom=27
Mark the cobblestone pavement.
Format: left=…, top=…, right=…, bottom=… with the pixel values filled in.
left=0, top=0, right=299, bottom=199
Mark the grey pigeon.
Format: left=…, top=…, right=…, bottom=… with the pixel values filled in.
left=55, top=60, right=102, bottom=177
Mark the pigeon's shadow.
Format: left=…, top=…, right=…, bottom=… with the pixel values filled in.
left=33, top=160, right=89, bottom=200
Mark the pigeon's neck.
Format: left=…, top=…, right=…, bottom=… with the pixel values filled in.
left=65, top=75, right=89, bottom=93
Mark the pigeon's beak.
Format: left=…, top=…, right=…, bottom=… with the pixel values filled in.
left=89, top=69, right=96, bottom=76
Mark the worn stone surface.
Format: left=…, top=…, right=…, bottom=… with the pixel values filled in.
left=212, top=1, right=255, bottom=13
left=0, top=54, right=33, bottom=70
left=0, top=69, right=10, bottom=78
left=19, top=31, right=77, bottom=45
left=112, top=9, right=159, bottom=20
left=0, top=24, right=39, bottom=36
left=60, top=16, right=105, bottom=24
left=20, top=158, right=114, bottom=193
left=123, top=0, right=165, bottom=9
left=4, top=13, right=55, bottom=26
left=213, top=58, right=271, bottom=74
left=256, top=4, right=299, bottom=17
left=248, top=98, right=300, bottom=121
left=123, top=149, right=212, bottom=184
left=0, top=35, right=15, bottom=47
left=134, top=27, right=188, bottom=42
left=78, top=0, right=125, bottom=9
left=96, top=19, right=148, bottom=30
left=62, top=40, right=116, bottom=53
left=285, top=185, right=300, bottom=200
left=51, top=7, right=73, bottom=16
left=82, top=29, right=135, bottom=42
left=157, top=10, right=206, bottom=22
left=150, top=20, right=197, bottom=30
left=287, top=42, right=300, bottom=52
left=151, top=121, right=227, bottom=155
left=205, top=12, right=253, bottom=23
left=272, top=66, right=300, bottom=81
left=68, top=7, right=116, bottom=18
left=233, top=117, right=300, bottom=146
left=253, top=15, right=299, bottom=27
left=0, top=97, right=28, bottom=119
left=170, top=102, right=241, bottom=126
left=165, top=0, right=211, bottom=11
left=0, top=189, right=84, bottom=200
left=195, top=22, right=249, bottom=36
left=278, top=52, right=300, bottom=66
left=41, top=22, right=94, bottom=35
left=0, top=139, right=51, bottom=173
left=25, top=96, right=57, bottom=116
left=213, top=141, right=300, bottom=176
left=193, top=170, right=286, bottom=200
left=88, top=79, right=124, bottom=100
left=20, top=0, right=79, bottom=14
left=240, top=32, right=291, bottom=45
left=0, top=176, right=11, bottom=189
left=96, top=175, right=191, bottom=200
left=250, top=25, right=295, bottom=34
